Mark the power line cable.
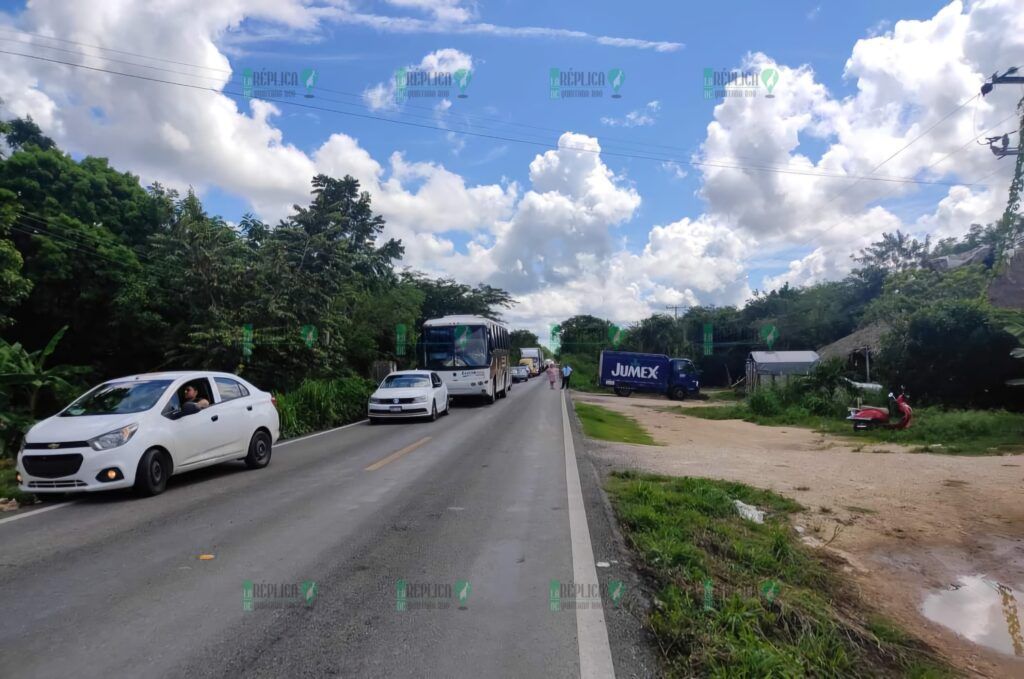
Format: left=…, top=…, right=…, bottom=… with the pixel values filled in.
left=0, top=30, right=999, bottom=188
left=0, top=47, right=997, bottom=189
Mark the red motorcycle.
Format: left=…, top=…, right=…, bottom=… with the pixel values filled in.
left=847, top=389, right=913, bottom=431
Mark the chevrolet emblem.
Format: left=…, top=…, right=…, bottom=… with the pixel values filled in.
left=47, top=443, right=59, bottom=449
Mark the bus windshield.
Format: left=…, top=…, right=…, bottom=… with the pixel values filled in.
left=421, top=325, right=490, bottom=369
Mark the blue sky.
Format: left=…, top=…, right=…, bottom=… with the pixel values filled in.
left=0, top=0, right=1019, bottom=336
left=209, top=0, right=934, bottom=245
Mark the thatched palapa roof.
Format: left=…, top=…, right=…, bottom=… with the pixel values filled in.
left=817, top=322, right=890, bottom=361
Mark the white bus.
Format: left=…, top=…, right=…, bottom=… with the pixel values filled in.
left=418, top=315, right=511, bottom=402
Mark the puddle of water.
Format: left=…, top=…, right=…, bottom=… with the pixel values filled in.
left=922, top=575, right=1024, bottom=658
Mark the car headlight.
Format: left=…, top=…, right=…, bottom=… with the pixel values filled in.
left=412, top=395, right=428, bottom=403
left=88, top=423, right=139, bottom=451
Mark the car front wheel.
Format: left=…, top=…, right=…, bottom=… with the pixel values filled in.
left=134, top=448, right=170, bottom=497
left=244, top=430, right=272, bottom=469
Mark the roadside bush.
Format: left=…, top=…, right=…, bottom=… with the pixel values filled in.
left=749, top=360, right=859, bottom=419
left=748, top=388, right=784, bottom=417
left=557, top=352, right=599, bottom=391
left=274, top=376, right=377, bottom=439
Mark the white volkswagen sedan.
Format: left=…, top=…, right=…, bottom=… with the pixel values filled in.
left=16, top=371, right=280, bottom=497
left=368, top=370, right=450, bottom=423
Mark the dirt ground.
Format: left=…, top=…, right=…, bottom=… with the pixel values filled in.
left=575, top=390, right=1024, bottom=678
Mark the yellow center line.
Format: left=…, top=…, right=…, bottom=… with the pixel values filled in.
left=364, top=436, right=433, bottom=472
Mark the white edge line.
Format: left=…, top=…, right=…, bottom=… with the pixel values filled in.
left=0, top=500, right=74, bottom=526
left=276, top=419, right=368, bottom=447
left=562, top=392, right=616, bottom=679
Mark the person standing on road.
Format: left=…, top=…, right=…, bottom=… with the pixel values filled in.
left=561, top=363, right=573, bottom=390
left=546, top=362, right=559, bottom=389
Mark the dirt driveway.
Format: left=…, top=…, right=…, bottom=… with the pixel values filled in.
left=575, top=390, right=1024, bottom=677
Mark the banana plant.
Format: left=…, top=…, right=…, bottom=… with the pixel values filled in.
left=0, top=326, right=85, bottom=456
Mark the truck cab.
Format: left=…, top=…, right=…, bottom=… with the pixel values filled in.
left=669, top=358, right=700, bottom=399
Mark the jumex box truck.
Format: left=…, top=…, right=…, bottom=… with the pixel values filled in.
left=598, top=350, right=701, bottom=400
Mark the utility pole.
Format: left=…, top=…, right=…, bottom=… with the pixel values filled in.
left=665, top=305, right=688, bottom=351
left=981, top=67, right=1024, bottom=227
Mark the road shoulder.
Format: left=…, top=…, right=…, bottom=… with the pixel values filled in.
left=567, top=390, right=663, bottom=679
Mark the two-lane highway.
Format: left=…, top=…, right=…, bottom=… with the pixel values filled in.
left=0, top=377, right=615, bottom=678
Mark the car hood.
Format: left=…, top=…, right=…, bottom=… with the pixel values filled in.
left=26, top=414, right=141, bottom=444
left=372, top=388, right=430, bottom=400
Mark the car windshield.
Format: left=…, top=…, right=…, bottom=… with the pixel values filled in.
left=381, top=375, right=431, bottom=389
left=420, top=325, right=489, bottom=369
left=61, top=380, right=173, bottom=416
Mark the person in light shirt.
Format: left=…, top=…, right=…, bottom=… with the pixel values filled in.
left=561, top=364, right=573, bottom=390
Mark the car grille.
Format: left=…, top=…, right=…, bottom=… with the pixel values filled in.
left=374, top=397, right=420, bottom=404
left=27, top=480, right=88, bottom=489
left=22, top=454, right=84, bottom=479
left=24, top=441, right=89, bottom=450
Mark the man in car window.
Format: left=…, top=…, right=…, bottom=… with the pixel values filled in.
left=183, top=384, right=210, bottom=409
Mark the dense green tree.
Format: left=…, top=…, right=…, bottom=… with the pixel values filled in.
left=620, top=314, right=691, bottom=356
left=876, top=301, right=1022, bottom=407
left=556, top=315, right=613, bottom=358
left=510, top=329, right=540, bottom=363
left=3, top=116, right=55, bottom=152
left=0, top=189, right=31, bottom=328
left=403, top=272, right=514, bottom=325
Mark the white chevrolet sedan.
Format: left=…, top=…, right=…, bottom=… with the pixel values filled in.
left=16, top=371, right=280, bottom=497
left=368, top=370, right=450, bottom=423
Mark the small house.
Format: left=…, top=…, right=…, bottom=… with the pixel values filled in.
left=746, top=351, right=820, bottom=393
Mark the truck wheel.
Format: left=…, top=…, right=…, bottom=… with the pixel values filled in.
left=670, top=386, right=687, bottom=401
left=613, top=386, right=632, bottom=397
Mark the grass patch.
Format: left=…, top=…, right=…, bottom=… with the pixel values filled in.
left=705, top=389, right=743, bottom=402
left=683, top=402, right=1024, bottom=456
left=605, top=472, right=948, bottom=678
left=0, top=458, right=33, bottom=504
left=574, top=402, right=657, bottom=445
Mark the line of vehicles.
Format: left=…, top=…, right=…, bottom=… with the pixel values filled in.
left=15, top=313, right=708, bottom=500
left=15, top=314, right=531, bottom=498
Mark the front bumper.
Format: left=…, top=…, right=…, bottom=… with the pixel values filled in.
left=368, top=404, right=431, bottom=418
left=17, top=445, right=142, bottom=493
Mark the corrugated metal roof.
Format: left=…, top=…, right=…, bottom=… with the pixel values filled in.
left=749, top=351, right=820, bottom=364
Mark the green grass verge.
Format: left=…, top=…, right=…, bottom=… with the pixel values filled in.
left=574, top=401, right=658, bottom=445
left=605, top=472, right=949, bottom=678
left=704, top=389, right=743, bottom=402
left=0, top=458, right=33, bottom=504
left=680, top=402, right=1024, bottom=455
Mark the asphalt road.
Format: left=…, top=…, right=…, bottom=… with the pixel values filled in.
left=0, top=377, right=635, bottom=678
